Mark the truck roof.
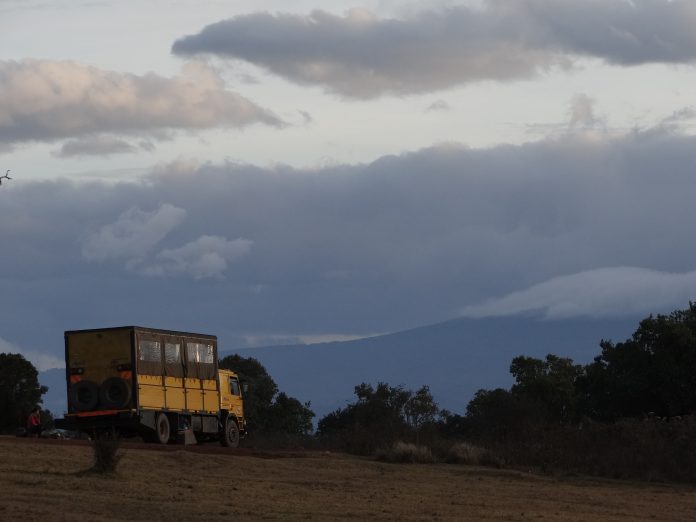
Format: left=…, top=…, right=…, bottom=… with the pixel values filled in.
left=64, top=325, right=217, bottom=340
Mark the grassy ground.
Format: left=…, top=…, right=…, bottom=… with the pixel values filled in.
left=1, top=438, right=696, bottom=521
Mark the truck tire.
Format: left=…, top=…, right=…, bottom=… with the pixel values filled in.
left=156, top=413, right=171, bottom=444
left=99, top=377, right=131, bottom=409
left=221, top=417, right=240, bottom=448
left=69, top=380, right=100, bottom=412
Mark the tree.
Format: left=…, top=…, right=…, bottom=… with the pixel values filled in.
left=219, top=354, right=314, bottom=436
left=0, top=353, right=47, bottom=433
left=219, top=354, right=277, bottom=432
left=404, top=385, right=439, bottom=443
left=510, top=354, right=583, bottom=422
left=465, top=388, right=542, bottom=440
left=317, top=382, right=440, bottom=453
left=265, top=392, right=315, bottom=436
left=578, top=304, right=696, bottom=420
left=353, top=382, right=411, bottom=446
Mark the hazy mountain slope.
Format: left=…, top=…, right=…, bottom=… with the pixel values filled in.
left=227, top=316, right=637, bottom=418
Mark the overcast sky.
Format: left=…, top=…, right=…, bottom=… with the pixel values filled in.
left=2, top=0, right=696, bottom=370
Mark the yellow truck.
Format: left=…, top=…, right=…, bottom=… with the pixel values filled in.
left=55, top=326, right=246, bottom=447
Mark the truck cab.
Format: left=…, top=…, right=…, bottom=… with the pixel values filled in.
left=218, top=369, right=246, bottom=446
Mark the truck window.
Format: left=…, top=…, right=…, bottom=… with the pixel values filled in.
left=164, top=342, right=184, bottom=377
left=230, top=378, right=240, bottom=396
left=138, top=340, right=162, bottom=375
left=139, top=340, right=161, bottom=361
left=186, top=342, right=215, bottom=379
left=165, top=343, right=181, bottom=364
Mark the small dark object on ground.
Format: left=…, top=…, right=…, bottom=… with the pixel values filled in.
left=90, top=431, right=123, bottom=474
left=40, top=429, right=74, bottom=440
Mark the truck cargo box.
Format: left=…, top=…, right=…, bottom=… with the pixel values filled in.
left=57, top=326, right=245, bottom=446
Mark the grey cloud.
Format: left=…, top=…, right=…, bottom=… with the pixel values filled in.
left=426, top=100, right=451, bottom=112
left=4, top=126, right=696, bottom=343
left=662, top=106, right=696, bottom=125
left=568, top=94, right=598, bottom=129
left=298, top=110, right=313, bottom=125
left=462, top=267, right=696, bottom=319
left=53, top=136, right=137, bottom=157
left=0, top=60, right=282, bottom=144
left=172, top=1, right=696, bottom=97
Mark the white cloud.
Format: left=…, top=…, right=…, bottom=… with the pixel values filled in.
left=81, top=203, right=250, bottom=279
left=462, top=267, right=696, bottom=319
left=0, top=337, right=64, bottom=371
left=81, top=204, right=187, bottom=262
left=172, top=1, right=696, bottom=97
left=0, top=60, right=281, bottom=144
left=144, top=235, right=252, bottom=280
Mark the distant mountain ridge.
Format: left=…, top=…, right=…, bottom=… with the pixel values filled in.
left=223, top=315, right=638, bottom=418
left=41, top=315, right=638, bottom=420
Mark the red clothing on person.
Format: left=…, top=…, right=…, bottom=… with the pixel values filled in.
left=27, top=411, right=41, bottom=436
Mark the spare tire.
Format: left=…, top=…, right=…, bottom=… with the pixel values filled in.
left=69, top=380, right=99, bottom=412
left=99, top=377, right=132, bottom=409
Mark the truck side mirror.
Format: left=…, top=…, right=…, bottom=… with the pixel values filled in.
left=242, top=383, right=249, bottom=394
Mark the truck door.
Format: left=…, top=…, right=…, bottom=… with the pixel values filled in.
left=228, top=376, right=244, bottom=420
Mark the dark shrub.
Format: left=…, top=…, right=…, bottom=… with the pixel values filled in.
left=91, top=430, right=122, bottom=474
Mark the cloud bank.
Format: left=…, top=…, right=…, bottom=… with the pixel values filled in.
left=462, top=267, right=696, bottom=319
left=0, top=60, right=281, bottom=146
left=3, top=126, right=696, bottom=338
left=172, top=1, right=696, bottom=97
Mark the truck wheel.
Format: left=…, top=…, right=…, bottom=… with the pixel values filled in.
left=221, top=418, right=240, bottom=448
left=69, top=380, right=99, bottom=412
left=156, top=413, right=170, bottom=444
left=99, top=377, right=131, bottom=409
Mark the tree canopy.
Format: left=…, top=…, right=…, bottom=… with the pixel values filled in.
left=580, top=304, right=696, bottom=420
left=458, top=303, right=696, bottom=441
left=317, top=382, right=440, bottom=453
left=219, top=354, right=314, bottom=436
left=0, top=353, right=47, bottom=433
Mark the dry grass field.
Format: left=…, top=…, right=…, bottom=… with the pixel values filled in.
left=1, top=437, right=696, bottom=521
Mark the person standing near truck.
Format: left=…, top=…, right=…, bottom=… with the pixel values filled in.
left=26, top=406, right=41, bottom=437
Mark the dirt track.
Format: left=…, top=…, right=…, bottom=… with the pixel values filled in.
left=2, top=437, right=696, bottom=521
left=1, top=434, right=303, bottom=457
